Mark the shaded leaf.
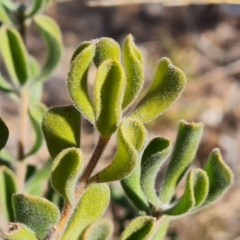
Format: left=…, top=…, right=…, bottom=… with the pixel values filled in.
left=12, top=193, right=60, bottom=239
left=0, top=3, right=12, bottom=23
left=95, top=59, right=125, bottom=137
left=61, top=183, right=110, bottom=240
left=121, top=216, right=155, bottom=240
left=0, top=116, right=9, bottom=150
left=68, top=42, right=96, bottom=123
left=33, top=15, right=62, bottom=82
left=0, top=166, right=17, bottom=221
left=80, top=219, right=113, bottom=240
left=122, top=34, right=144, bottom=109
left=28, top=55, right=40, bottom=81
left=0, top=73, right=14, bottom=93
left=151, top=216, right=171, bottom=240
left=42, top=105, right=81, bottom=160
left=159, top=120, right=203, bottom=204
left=91, top=118, right=146, bottom=182
left=0, top=25, right=28, bottom=85
left=93, top=37, right=121, bottom=67
left=129, top=58, right=186, bottom=123
left=140, top=137, right=172, bottom=207
left=51, top=148, right=84, bottom=204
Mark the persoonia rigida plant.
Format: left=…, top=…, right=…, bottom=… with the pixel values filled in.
left=0, top=0, right=63, bottom=226
left=1, top=35, right=233, bottom=240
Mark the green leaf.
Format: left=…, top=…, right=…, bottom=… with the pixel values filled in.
left=129, top=58, right=186, bottom=123
left=159, top=120, right=203, bottom=204
left=28, top=55, right=40, bottom=80
left=4, top=223, right=37, bottom=240
left=0, top=166, right=17, bottom=221
left=0, top=148, right=15, bottom=162
left=0, top=116, right=9, bottom=150
left=0, top=3, right=12, bottom=23
left=93, top=37, right=121, bottom=67
left=42, top=105, right=81, bottom=160
left=1, top=0, right=16, bottom=11
left=68, top=42, right=96, bottom=123
left=202, top=148, right=233, bottom=206
left=12, top=193, right=60, bottom=239
left=140, top=137, right=172, bottom=208
left=80, top=219, right=113, bottom=240
left=122, top=34, right=144, bottom=109
left=61, top=183, right=110, bottom=240
left=0, top=72, right=14, bottom=92
left=51, top=148, right=84, bottom=204
left=151, top=216, right=170, bottom=240
left=121, top=216, right=155, bottom=240
left=25, top=0, right=45, bottom=18
left=0, top=26, right=29, bottom=86
left=163, top=169, right=209, bottom=216
left=91, top=118, right=146, bottom=183
left=95, top=59, right=125, bottom=137
left=33, top=15, right=62, bottom=82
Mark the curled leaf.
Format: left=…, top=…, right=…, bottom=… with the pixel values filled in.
left=159, top=120, right=203, bottom=204
left=129, top=58, right=186, bottom=123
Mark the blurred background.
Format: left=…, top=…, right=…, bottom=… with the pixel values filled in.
left=1, top=0, right=240, bottom=239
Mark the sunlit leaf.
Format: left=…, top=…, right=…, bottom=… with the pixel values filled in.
left=151, top=216, right=171, bottom=240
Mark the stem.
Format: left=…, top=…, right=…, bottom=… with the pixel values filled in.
left=51, top=136, right=110, bottom=240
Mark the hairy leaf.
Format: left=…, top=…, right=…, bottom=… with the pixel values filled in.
left=12, top=193, right=60, bottom=239
left=93, top=37, right=121, bottom=67
left=42, top=105, right=81, bottom=160
left=80, top=219, right=113, bottom=240
left=129, top=58, right=186, bottom=123
left=0, top=116, right=9, bottom=150
left=95, top=59, right=125, bottom=137
left=0, top=26, right=28, bottom=85
left=120, top=216, right=155, bottom=240
left=61, top=183, right=110, bottom=240
left=68, top=42, right=96, bottom=123
left=51, top=148, right=84, bottom=204
left=122, top=34, right=144, bottom=109
left=140, top=137, right=172, bottom=207
left=151, top=216, right=171, bottom=240
left=0, top=166, right=17, bottom=221
left=91, top=118, right=146, bottom=182
left=159, top=120, right=203, bottom=204
left=33, top=15, right=62, bottom=82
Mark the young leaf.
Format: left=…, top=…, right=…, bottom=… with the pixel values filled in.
left=1, top=0, right=16, bottom=11
left=122, top=34, right=144, bottom=109
left=94, top=59, right=125, bottom=137
left=68, top=42, right=96, bottom=123
left=33, top=15, right=62, bottom=82
left=12, top=193, right=60, bottom=239
left=25, top=0, right=45, bottom=18
left=202, top=148, right=233, bottom=206
left=4, top=223, right=37, bottom=240
left=0, top=116, right=9, bottom=150
left=140, top=137, right=172, bottom=208
left=159, top=120, right=203, bottom=204
left=28, top=55, right=40, bottom=81
left=151, top=216, right=171, bottom=240
left=163, top=169, right=209, bottom=216
left=0, top=166, right=17, bottom=221
left=93, top=37, right=121, bottom=67
left=80, top=219, right=113, bottom=240
left=0, top=3, right=12, bottom=23
left=129, top=58, right=186, bottom=123
left=42, top=105, right=81, bottom=160
left=61, top=183, right=110, bottom=240
left=120, top=216, right=155, bottom=240
left=0, top=26, right=28, bottom=85
left=51, top=148, right=84, bottom=204
left=0, top=73, right=13, bottom=93
left=91, top=118, right=146, bottom=183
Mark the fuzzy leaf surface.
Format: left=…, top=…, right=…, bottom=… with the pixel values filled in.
left=12, top=193, right=60, bottom=239
left=122, top=34, right=144, bottom=109
left=0, top=26, right=28, bottom=85
left=159, top=120, right=203, bottom=204
left=62, top=183, right=110, bottom=240
left=68, top=42, right=96, bottom=123
left=0, top=166, right=17, bottom=221
left=130, top=58, right=186, bottom=123
left=95, top=59, right=125, bottom=137
left=91, top=118, right=146, bottom=182
left=0, top=116, right=9, bottom=150
left=80, top=219, right=113, bottom=240
left=93, top=37, right=121, bottom=67
left=42, top=105, right=81, bottom=160
left=163, top=169, right=209, bottom=216
left=33, top=15, right=62, bottom=82
left=121, top=216, right=155, bottom=240
left=51, top=148, right=84, bottom=204
left=140, top=137, right=172, bottom=207
left=151, top=216, right=171, bottom=240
